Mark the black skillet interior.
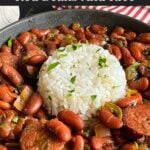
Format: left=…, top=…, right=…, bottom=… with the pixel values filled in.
left=0, top=9, right=150, bottom=46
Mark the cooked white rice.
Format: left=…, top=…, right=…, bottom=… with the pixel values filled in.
left=38, top=43, right=127, bottom=119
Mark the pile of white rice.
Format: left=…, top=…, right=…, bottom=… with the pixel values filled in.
left=38, top=44, right=127, bottom=119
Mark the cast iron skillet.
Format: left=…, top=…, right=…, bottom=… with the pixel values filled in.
left=0, top=9, right=150, bottom=46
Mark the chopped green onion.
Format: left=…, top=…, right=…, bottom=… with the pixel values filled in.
left=70, top=76, right=76, bottom=84
left=56, top=47, right=65, bottom=52
left=112, top=85, right=121, bottom=89
left=91, top=95, right=97, bottom=101
left=58, top=53, right=68, bottom=57
left=25, top=125, right=35, bottom=130
left=65, top=93, right=72, bottom=98
left=48, top=96, right=52, bottom=101
left=68, top=89, right=75, bottom=93
left=7, top=37, right=13, bottom=48
left=12, top=116, right=19, bottom=123
left=70, top=44, right=82, bottom=51
left=98, top=56, right=108, bottom=68
left=83, top=128, right=92, bottom=138
left=130, top=63, right=140, bottom=72
left=47, top=62, right=60, bottom=72
left=96, top=48, right=101, bottom=53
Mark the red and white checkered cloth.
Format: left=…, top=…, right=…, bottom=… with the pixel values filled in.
left=53, top=6, right=150, bottom=25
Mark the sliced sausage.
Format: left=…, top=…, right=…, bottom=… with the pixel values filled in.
left=20, top=121, right=66, bottom=150
left=123, top=103, right=150, bottom=139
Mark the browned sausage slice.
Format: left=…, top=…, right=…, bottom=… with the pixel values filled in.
left=123, top=103, right=150, bottom=139
left=20, top=121, right=67, bottom=150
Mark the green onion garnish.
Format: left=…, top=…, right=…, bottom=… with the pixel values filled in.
left=7, top=37, right=13, bottom=48
left=70, top=76, right=76, bottom=84
left=91, top=95, right=97, bottom=101
left=12, top=116, right=19, bottom=123
left=47, top=62, right=60, bottom=72
left=98, top=56, right=108, bottom=68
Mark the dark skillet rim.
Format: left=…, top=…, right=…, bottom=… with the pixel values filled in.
left=0, top=9, right=149, bottom=34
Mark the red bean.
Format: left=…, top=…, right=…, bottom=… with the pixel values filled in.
left=111, top=44, right=122, bottom=60
left=91, top=136, right=113, bottom=150
left=58, top=24, right=75, bottom=35
left=13, top=118, right=25, bottom=137
left=46, top=119, right=71, bottom=142
left=1, top=45, right=12, bottom=53
left=31, top=28, right=50, bottom=39
left=128, top=77, right=149, bottom=92
left=0, top=144, right=7, bottom=150
left=3, top=110, right=15, bottom=123
left=99, top=107, right=123, bottom=129
left=27, top=55, right=47, bottom=65
left=0, top=64, right=24, bottom=86
left=23, top=93, right=43, bottom=115
left=130, top=42, right=144, bottom=62
left=89, top=38, right=100, bottom=45
left=75, top=30, right=86, bottom=41
left=12, top=40, right=23, bottom=57
left=124, top=31, right=136, bottom=41
left=53, top=34, right=64, bottom=46
left=136, top=33, right=150, bottom=44
left=121, top=47, right=136, bottom=66
left=45, top=41, right=57, bottom=56
left=0, top=52, right=18, bottom=68
left=91, top=24, right=107, bottom=35
left=58, top=110, right=84, bottom=131
left=117, top=93, right=143, bottom=108
left=17, top=32, right=32, bottom=45
left=0, top=84, right=16, bottom=103
left=0, top=122, right=11, bottom=139
left=120, top=143, right=135, bottom=150
left=0, top=101, right=11, bottom=110
left=71, top=135, right=84, bottom=150
left=25, top=43, right=46, bottom=57
left=85, top=27, right=95, bottom=39
left=112, top=26, right=125, bottom=35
